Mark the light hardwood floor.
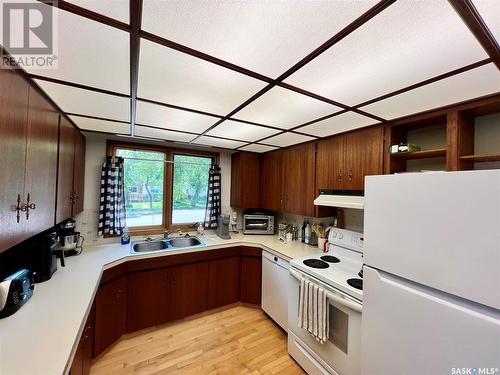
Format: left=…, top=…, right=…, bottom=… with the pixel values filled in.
left=90, top=305, right=305, bottom=375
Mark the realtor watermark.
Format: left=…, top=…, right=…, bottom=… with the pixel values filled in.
left=1, top=1, right=58, bottom=69
left=451, top=368, right=499, bottom=375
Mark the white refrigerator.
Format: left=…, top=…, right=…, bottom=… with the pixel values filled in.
left=362, top=170, right=500, bottom=375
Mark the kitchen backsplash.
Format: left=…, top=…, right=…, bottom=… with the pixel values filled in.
left=230, top=208, right=364, bottom=234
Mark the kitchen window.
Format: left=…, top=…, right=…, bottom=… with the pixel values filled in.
left=109, top=142, right=217, bottom=234
left=172, top=154, right=212, bottom=225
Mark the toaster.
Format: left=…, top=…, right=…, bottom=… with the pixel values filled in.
left=0, top=269, right=34, bottom=319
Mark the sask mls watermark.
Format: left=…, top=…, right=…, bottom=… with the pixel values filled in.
left=1, top=1, right=58, bottom=69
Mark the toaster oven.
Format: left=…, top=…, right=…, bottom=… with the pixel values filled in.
left=243, top=210, right=275, bottom=235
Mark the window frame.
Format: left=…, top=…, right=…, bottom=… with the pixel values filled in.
left=107, top=140, right=219, bottom=235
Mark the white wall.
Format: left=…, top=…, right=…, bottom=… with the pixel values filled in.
left=75, top=132, right=232, bottom=244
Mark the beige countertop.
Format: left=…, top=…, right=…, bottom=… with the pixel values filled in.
left=0, top=233, right=321, bottom=375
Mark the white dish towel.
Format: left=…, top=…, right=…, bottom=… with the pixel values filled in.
left=298, top=278, right=329, bottom=344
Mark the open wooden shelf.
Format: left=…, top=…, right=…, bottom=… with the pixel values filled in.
left=459, top=153, right=500, bottom=162
left=390, top=148, right=447, bottom=160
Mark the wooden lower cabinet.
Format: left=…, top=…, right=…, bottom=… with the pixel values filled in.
left=127, top=262, right=209, bottom=332
left=240, top=256, right=262, bottom=305
left=89, top=248, right=263, bottom=360
left=168, top=262, right=208, bottom=320
left=208, top=257, right=240, bottom=309
left=127, top=268, right=166, bottom=332
left=70, top=306, right=94, bottom=375
left=94, top=276, right=127, bottom=357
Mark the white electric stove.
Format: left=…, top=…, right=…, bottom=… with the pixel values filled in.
left=288, top=228, right=364, bottom=375
left=290, top=228, right=364, bottom=301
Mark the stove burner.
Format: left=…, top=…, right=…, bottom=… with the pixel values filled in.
left=347, top=278, right=363, bottom=290
left=303, top=259, right=329, bottom=269
left=320, top=255, right=340, bottom=263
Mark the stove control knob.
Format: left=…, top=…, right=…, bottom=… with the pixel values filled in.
left=338, top=233, right=343, bottom=239
left=331, top=231, right=337, bottom=238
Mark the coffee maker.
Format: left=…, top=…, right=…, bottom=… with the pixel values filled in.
left=30, top=231, right=64, bottom=283
left=57, top=219, right=84, bottom=257
left=216, top=214, right=231, bottom=240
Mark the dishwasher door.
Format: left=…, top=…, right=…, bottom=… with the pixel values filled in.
left=261, top=251, right=289, bottom=330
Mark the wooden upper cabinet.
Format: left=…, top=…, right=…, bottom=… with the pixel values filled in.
left=0, top=68, right=29, bottom=252
left=260, top=150, right=283, bottom=211
left=230, top=152, right=261, bottom=209
left=316, top=127, right=384, bottom=191
left=344, top=127, right=384, bottom=190
left=56, top=118, right=76, bottom=223
left=72, top=131, right=86, bottom=215
left=316, top=136, right=345, bottom=190
left=24, top=87, right=59, bottom=237
left=281, top=143, right=316, bottom=217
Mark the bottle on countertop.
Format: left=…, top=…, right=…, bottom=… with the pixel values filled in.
left=301, top=220, right=306, bottom=243
left=121, top=227, right=130, bottom=245
left=304, top=221, right=311, bottom=245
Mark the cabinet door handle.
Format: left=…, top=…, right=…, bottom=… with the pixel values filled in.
left=25, top=193, right=36, bottom=220
left=348, top=170, right=353, bottom=182
left=15, top=194, right=25, bottom=223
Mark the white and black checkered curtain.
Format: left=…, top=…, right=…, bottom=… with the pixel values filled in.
left=97, top=156, right=126, bottom=236
left=204, top=164, right=221, bottom=229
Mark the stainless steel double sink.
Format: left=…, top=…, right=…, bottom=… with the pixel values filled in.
left=130, top=236, right=205, bottom=253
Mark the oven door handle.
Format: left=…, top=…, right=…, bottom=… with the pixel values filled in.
left=290, top=269, right=363, bottom=313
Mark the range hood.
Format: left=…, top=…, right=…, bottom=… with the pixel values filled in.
left=313, top=189, right=364, bottom=209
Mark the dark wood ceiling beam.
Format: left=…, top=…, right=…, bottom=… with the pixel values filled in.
left=354, top=58, right=493, bottom=109
left=140, top=31, right=274, bottom=84
left=274, top=0, right=396, bottom=82
left=278, top=82, right=387, bottom=122
left=192, top=0, right=395, bottom=143
left=129, top=0, right=142, bottom=136
left=284, top=58, right=492, bottom=136
left=448, top=0, right=500, bottom=70
left=27, top=74, right=130, bottom=98
left=64, top=113, right=130, bottom=124
left=39, top=0, right=130, bottom=31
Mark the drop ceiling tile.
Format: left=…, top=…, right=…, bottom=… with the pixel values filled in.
left=141, top=0, right=376, bottom=77
left=69, top=115, right=130, bottom=134
left=136, top=100, right=218, bottom=133
left=239, top=144, right=279, bottom=153
left=138, top=39, right=267, bottom=114
left=360, top=63, right=500, bottom=120
left=263, top=132, right=315, bottom=148
left=13, top=2, right=130, bottom=93
left=297, top=112, right=379, bottom=137
left=232, top=86, right=342, bottom=129
left=35, top=80, right=130, bottom=121
left=135, top=126, right=196, bottom=143
left=206, top=120, right=280, bottom=142
left=472, top=0, right=500, bottom=43
left=192, top=136, right=247, bottom=150
left=285, top=0, right=489, bottom=106
left=65, top=0, right=129, bottom=23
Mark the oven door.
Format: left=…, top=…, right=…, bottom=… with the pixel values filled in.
left=243, top=215, right=272, bottom=234
left=288, top=268, right=362, bottom=375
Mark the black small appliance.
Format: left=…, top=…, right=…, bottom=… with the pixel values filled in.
left=30, top=231, right=63, bottom=283
left=0, top=269, right=34, bottom=319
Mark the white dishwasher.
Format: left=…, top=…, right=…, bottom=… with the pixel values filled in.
left=261, top=250, right=289, bottom=330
